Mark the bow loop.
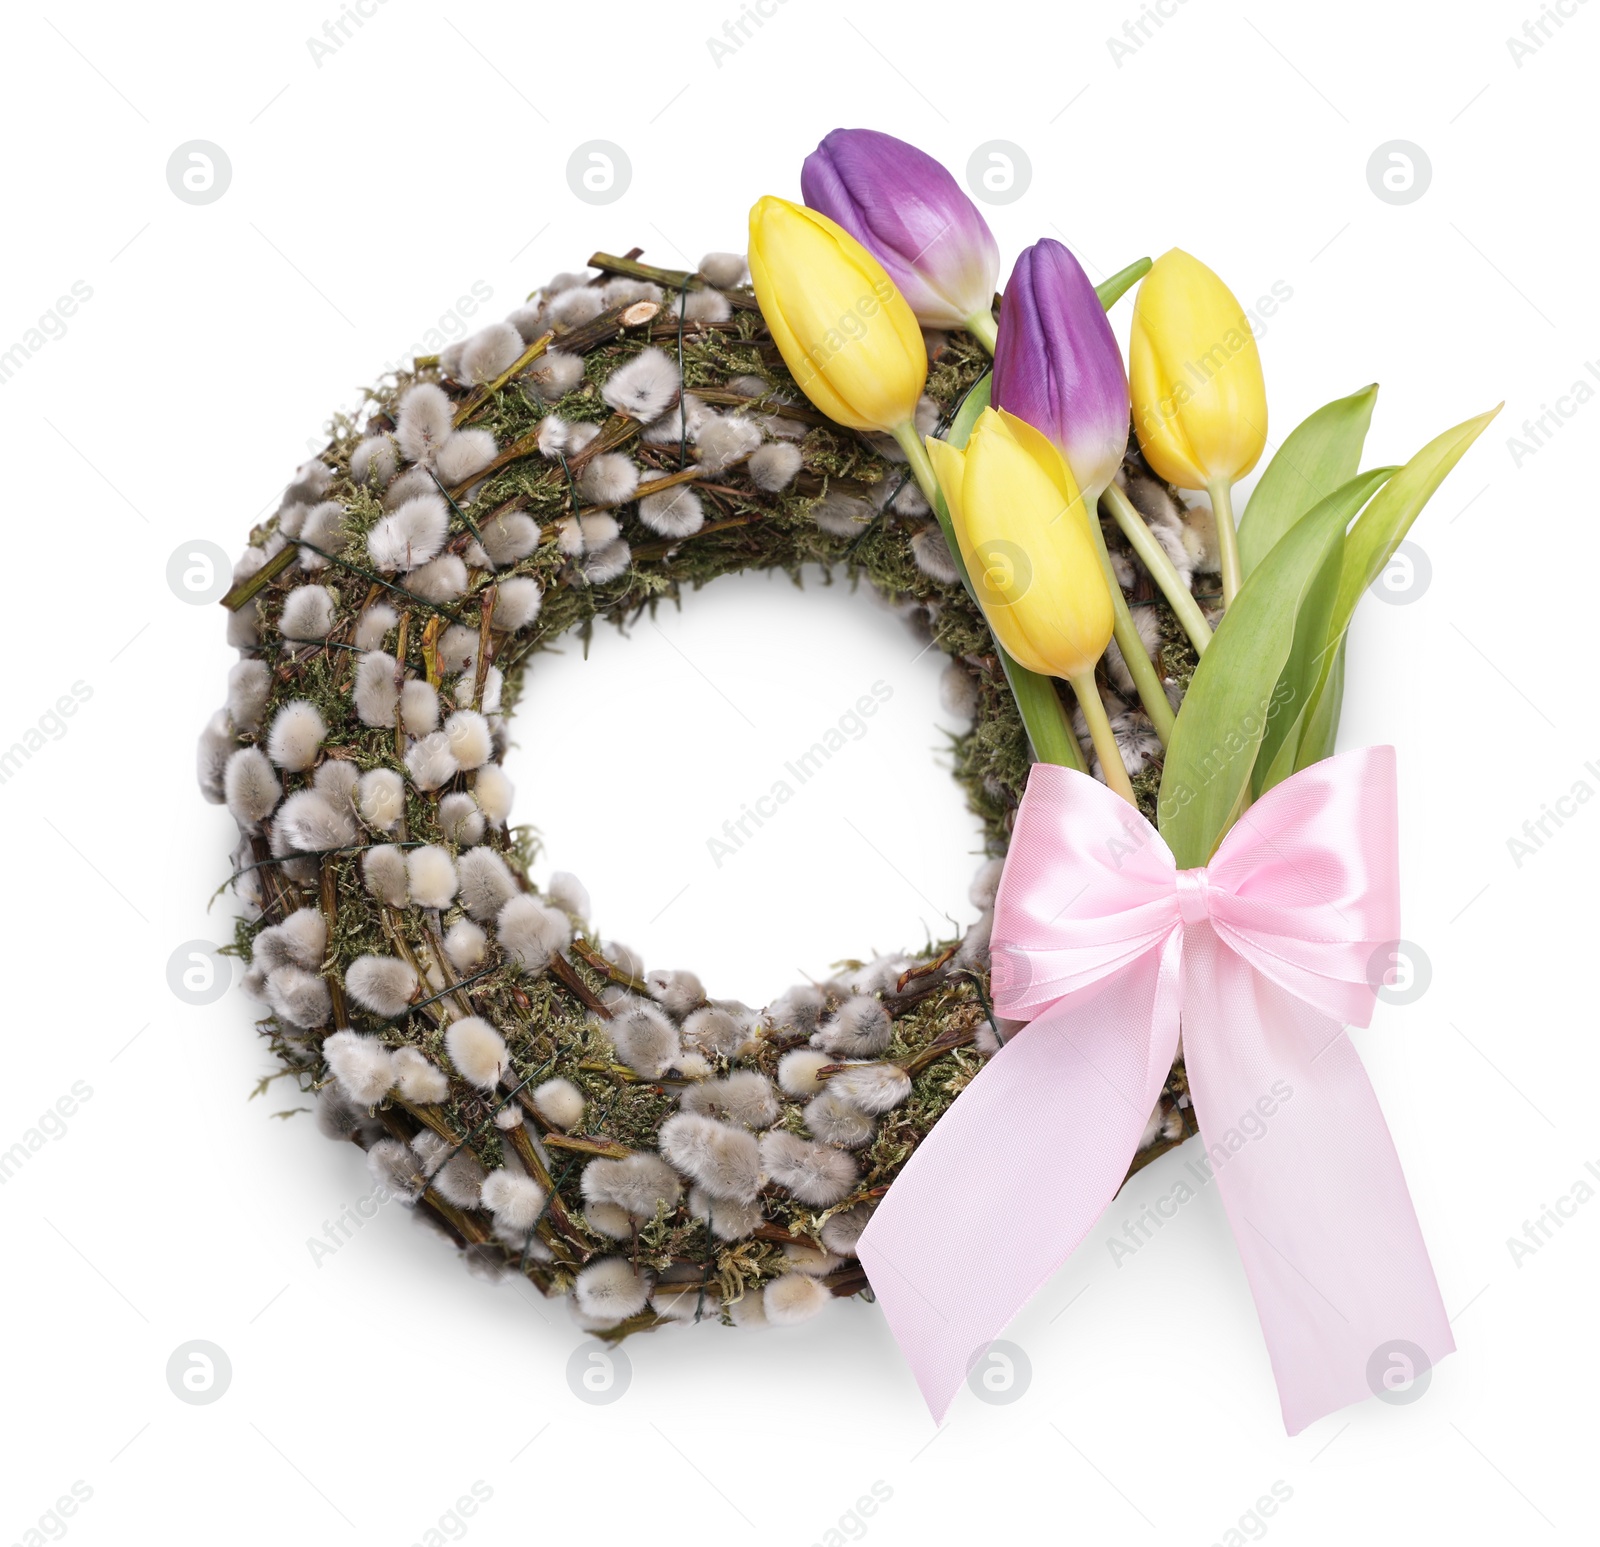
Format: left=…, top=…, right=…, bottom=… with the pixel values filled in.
left=989, top=762, right=1178, bottom=1019
left=1204, top=744, right=1402, bottom=1028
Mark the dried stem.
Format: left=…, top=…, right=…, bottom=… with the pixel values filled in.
left=503, top=1122, right=589, bottom=1252
left=548, top=952, right=611, bottom=1018
left=563, top=413, right=639, bottom=477
left=586, top=250, right=760, bottom=312
left=320, top=862, right=349, bottom=1030
left=895, top=943, right=959, bottom=993
left=452, top=332, right=553, bottom=426
left=420, top=615, right=443, bottom=687
left=541, top=1133, right=631, bottom=1160
left=222, top=544, right=297, bottom=611
left=248, top=833, right=298, bottom=923
left=688, top=386, right=831, bottom=428
left=472, top=586, right=497, bottom=711
left=392, top=611, right=409, bottom=762
left=570, top=938, right=649, bottom=995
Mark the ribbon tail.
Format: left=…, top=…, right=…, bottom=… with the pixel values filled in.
left=857, top=936, right=1183, bottom=1420
left=1182, top=928, right=1454, bottom=1435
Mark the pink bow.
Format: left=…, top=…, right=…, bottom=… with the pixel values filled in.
left=858, top=745, right=1452, bottom=1432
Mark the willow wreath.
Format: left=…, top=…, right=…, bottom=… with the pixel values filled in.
left=198, top=246, right=1211, bottom=1337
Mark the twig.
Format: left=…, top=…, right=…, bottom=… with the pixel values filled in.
left=548, top=952, right=611, bottom=1018
left=392, top=611, right=409, bottom=761
left=895, top=943, right=959, bottom=993
left=570, top=938, right=649, bottom=995
left=824, top=1264, right=872, bottom=1298
left=452, top=332, right=553, bottom=426
left=320, top=863, right=349, bottom=1030
left=751, top=1221, right=814, bottom=1248
left=563, top=413, right=639, bottom=477
left=472, top=585, right=497, bottom=710
left=407, top=962, right=497, bottom=1015
left=380, top=1105, right=495, bottom=1248
left=690, top=386, right=831, bottom=428
left=248, top=834, right=299, bottom=923
left=420, top=614, right=443, bottom=687
left=541, top=1133, right=632, bottom=1160
left=381, top=914, right=445, bottom=1028
left=899, top=1023, right=978, bottom=1077
left=589, top=251, right=704, bottom=289
left=503, top=1122, right=589, bottom=1252
left=586, top=251, right=762, bottom=313
left=550, top=299, right=661, bottom=358
left=423, top=919, right=482, bottom=1020
left=647, top=318, right=758, bottom=342
left=222, top=544, right=297, bottom=610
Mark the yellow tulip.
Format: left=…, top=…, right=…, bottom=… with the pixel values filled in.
left=1129, top=248, right=1267, bottom=488
left=748, top=195, right=927, bottom=435
left=1128, top=248, right=1267, bottom=607
left=925, top=409, right=1114, bottom=682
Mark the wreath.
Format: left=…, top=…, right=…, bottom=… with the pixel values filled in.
left=199, top=130, right=1486, bottom=1387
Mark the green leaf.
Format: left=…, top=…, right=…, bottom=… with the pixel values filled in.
left=1292, top=404, right=1503, bottom=771
left=1095, top=258, right=1151, bottom=312
left=1252, top=467, right=1396, bottom=795
left=947, top=372, right=991, bottom=452
left=1331, top=404, right=1502, bottom=638
left=1156, top=472, right=1387, bottom=866
left=1237, top=384, right=1379, bottom=580
left=1295, top=636, right=1345, bottom=769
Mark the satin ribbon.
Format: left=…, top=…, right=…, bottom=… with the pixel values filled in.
left=857, top=745, right=1451, bottom=1433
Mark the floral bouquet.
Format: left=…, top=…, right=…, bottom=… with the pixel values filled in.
left=763, top=129, right=1494, bottom=1430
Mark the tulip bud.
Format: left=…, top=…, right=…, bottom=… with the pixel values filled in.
left=1128, top=248, right=1267, bottom=490
left=748, top=195, right=928, bottom=434
left=925, top=409, right=1113, bottom=682
left=800, top=129, right=1001, bottom=345
left=992, top=239, right=1177, bottom=746
left=992, top=238, right=1130, bottom=503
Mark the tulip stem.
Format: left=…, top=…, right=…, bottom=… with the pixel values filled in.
left=1083, top=492, right=1176, bottom=746
left=1100, top=483, right=1214, bottom=657
left=891, top=423, right=945, bottom=515
left=1068, top=672, right=1137, bottom=805
left=893, top=420, right=1085, bottom=773
left=1208, top=479, right=1242, bottom=608
left=964, top=309, right=999, bottom=355
left=1003, top=659, right=1087, bottom=772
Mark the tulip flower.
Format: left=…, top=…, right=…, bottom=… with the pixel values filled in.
left=991, top=239, right=1175, bottom=746
left=748, top=196, right=929, bottom=449
left=927, top=408, right=1133, bottom=801
left=1129, top=248, right=1267, bottom=606
left=800, top=129, right=1002, bottom=349
left=993, top=238, right=1130, bottom=503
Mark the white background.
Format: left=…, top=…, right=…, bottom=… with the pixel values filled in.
left=1, top=0, right=1593, bottom=1541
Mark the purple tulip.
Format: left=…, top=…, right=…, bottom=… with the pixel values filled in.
left=801, top=128, right=1000, bottom=337
left=992, top=239, right=1131, bottom=501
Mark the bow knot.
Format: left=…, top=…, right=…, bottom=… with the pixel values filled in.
left=858, top=746, right=1453, bottom=1435
left=1174, top=867, right=1212, bottom=929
